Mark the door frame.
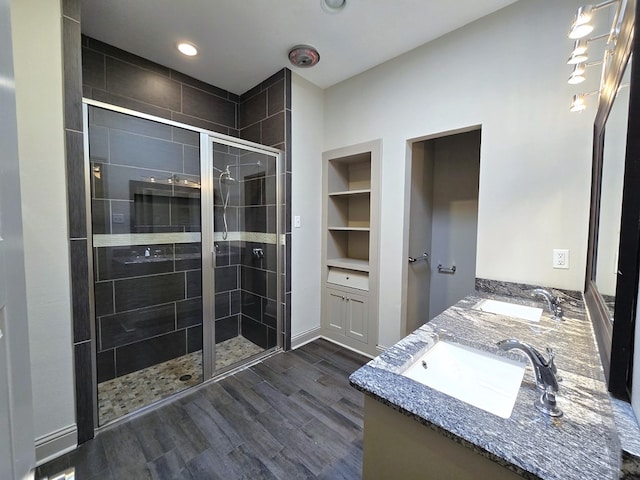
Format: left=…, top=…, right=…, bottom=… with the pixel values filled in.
left=202, top=135, right=283, bottom=378
left=401, top=125, right=482, bottom=337
left=83, top=99, right=283, bottom=430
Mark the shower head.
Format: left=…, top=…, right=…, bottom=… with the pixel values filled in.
left=220, top=165, right=236, bottom=182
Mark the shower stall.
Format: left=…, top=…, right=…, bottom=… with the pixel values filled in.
left=85, top=101, right=282, bottom=426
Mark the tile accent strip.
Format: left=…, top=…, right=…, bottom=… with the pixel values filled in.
left=92, top=232, right=281, bottom=247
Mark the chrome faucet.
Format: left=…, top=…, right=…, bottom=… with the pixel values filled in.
left=532, top=288, right=563, bottom=321
left=497, top=339, right=562, bottom=417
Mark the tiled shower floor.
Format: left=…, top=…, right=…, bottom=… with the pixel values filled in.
left=98, top=335, right=265, bottom=425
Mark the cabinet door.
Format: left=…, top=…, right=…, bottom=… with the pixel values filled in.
left=326, top=288, right=346, bottom=334
left=346, top=292, right=369, bottom=343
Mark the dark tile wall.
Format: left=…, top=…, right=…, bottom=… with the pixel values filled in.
left=212, top=142, right=279, bottom=350
left=62, top=0, right=94, bottom=444
left=89, top=106, right=205, bottom=382
left=82, top=39, right=292, bottom=353
left=239, top=70, right=292, bottom=350
left=82, top=36, right=239, bottom=136
left=64, top=31, right=292, bottom=441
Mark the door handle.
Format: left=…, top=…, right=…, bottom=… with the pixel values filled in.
left=408, top=252, right=429, bottom=264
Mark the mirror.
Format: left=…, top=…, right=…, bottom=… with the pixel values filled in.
left=595, top=55, right=632, bottom=321
left=584, top=0, right=635, bottom=397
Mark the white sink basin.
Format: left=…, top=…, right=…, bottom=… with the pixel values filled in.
left=401, top=341, right=525, bottom=418
left=473, top=299, right=543, bottom=322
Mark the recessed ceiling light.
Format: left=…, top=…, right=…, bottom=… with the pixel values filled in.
left=321, top=0, right=346, bottom=14
left=177, top=42, right=198, bottom=56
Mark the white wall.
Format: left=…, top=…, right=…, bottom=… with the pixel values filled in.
left=1, top=0, right=35, bottom=476
left=291, top=74, right=325, bottom=343
left=11, top=0, right=77, bottom=461
left=323, top=0, right=594, bottom=348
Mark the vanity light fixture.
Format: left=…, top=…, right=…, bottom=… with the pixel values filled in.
left=568, top=70, right=586, bottom=85
left=567, top=34, right=610, bottom=64
left=566, top=0, right=621, bottom=113
left=569, top=5, right=595, bottom=39
left=570, top=94, right=588, bottom=112
left=568, top=1, right=620, bottom=39
left=568, top=39, right=589, bottom=64
left=569, top=91, right=598, bottom=112
left=567, top=60, right=603, bottom=84
left=177, top=42, right=198, bottom=56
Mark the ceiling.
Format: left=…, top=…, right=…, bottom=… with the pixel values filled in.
left=80, top=0, right=519, bottom=96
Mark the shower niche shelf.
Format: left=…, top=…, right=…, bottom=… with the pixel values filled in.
left=321, top=139, right=380, bottom=356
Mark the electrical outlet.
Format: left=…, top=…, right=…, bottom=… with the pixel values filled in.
left=553, top=249, right=569, bottom=269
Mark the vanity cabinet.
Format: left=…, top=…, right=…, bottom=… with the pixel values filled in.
left=321, top=140, right=380, bottom=356
left=362, top=396, right=522, bottom=479
left=325, top=285, right=369, bottom=342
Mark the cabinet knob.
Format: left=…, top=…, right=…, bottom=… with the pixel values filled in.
left=341, top=296, right=345, bottom=300
left=346, top=276, right=350, bottom=280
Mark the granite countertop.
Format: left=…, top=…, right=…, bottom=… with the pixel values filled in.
left=349, top=281, right=621, bottom=480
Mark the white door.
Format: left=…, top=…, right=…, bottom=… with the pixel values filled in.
left=0, top=307, right=13, bottom=480
left=405, top=141, right=434, bottom=334
left=428, top=131, right=480, bottom=319
left=345, top=291, right=368, bottom=343
left=0, top=0, right=36, bottom=477
left=404, top=129, right=480, bottom=332
left=326, top=287, right=346, bottom=334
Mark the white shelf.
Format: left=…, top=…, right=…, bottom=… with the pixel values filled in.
left=328, top=227, right=370, bottom=232
left=328, top=188, right=371, bottom=197
left=327, top=258, right=370, bottom=272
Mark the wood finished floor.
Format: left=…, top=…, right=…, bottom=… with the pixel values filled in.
left=36, top=339, right=369, bottom=480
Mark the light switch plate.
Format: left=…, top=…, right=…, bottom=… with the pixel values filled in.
left=294, top=216, right=301, bottom=228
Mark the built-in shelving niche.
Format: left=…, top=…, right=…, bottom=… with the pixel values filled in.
left=321, top=141, right=381, bottom=356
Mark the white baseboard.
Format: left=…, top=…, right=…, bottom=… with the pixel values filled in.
left=317, top=335, right=376, bottom=359
left=35, top=425, right=77, bottom=466
left=292, top=327, right=383, bottom=360
left=291, top=327, right=322, bottom=349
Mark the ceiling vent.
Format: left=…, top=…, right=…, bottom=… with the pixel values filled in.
left=288, top=45, right=320, bottom=68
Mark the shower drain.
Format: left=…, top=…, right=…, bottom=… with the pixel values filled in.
left=179, top=374, right=192, bottom=382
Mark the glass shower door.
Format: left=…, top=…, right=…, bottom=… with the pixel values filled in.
left=207, top=139, right=281, bottom=371
left=87, top=105, right=204, bottom=425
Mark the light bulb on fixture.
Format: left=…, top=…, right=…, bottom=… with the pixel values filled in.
left=568, top=63, right=587, bottom=84
left=568, top=73, right=586, bottom=84
left=177, top=42, right=198, bottom=56
left=567, top=39, right=589, bottom=64
left=569, top=5, right=594, bottom=39
left=570, top=94, right=587, bottom=112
